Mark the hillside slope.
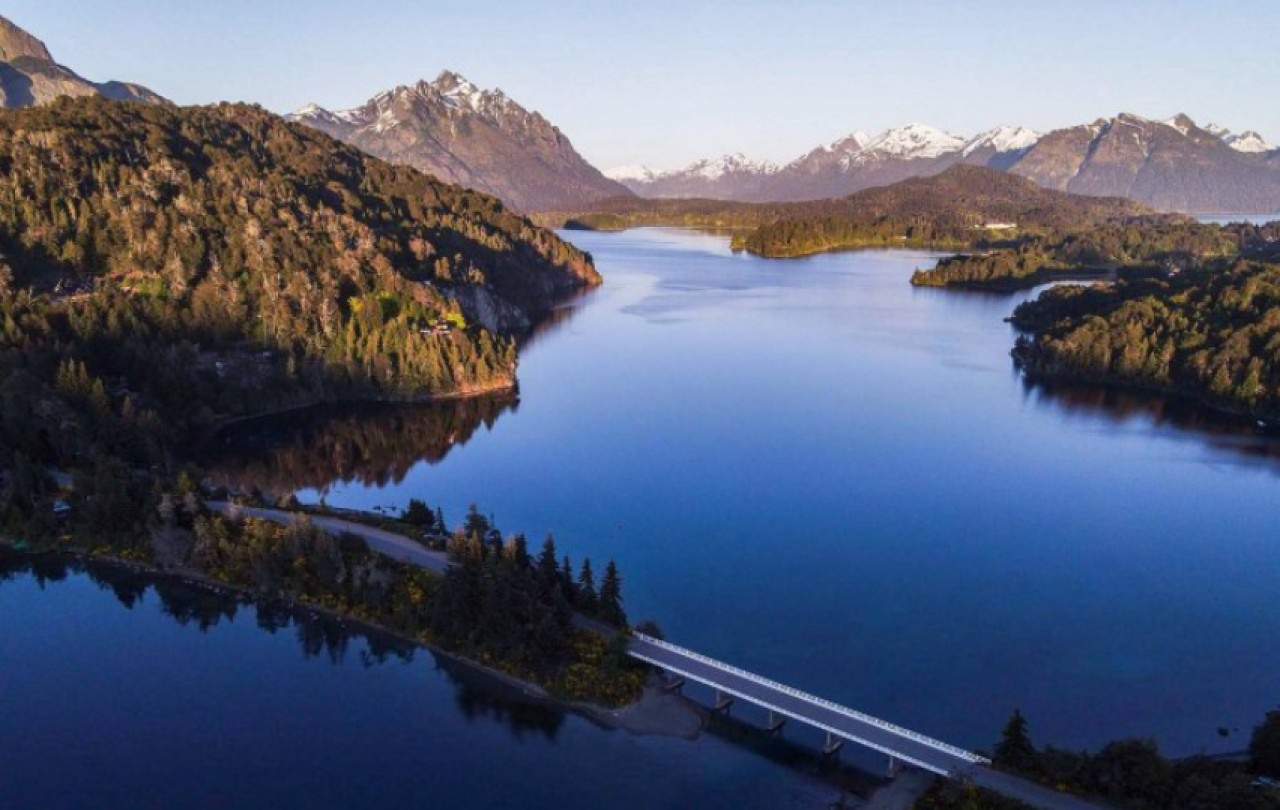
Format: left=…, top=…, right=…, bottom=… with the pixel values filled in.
left=290, top=72, right=631, bottom=212
left=0, top=97, right=599, bottom=484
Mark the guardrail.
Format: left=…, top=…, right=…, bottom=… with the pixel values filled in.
left=631, top=633, right=990, bottom=766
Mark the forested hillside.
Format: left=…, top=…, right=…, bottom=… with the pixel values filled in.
left=737, top=166, right=1152, bottom=258
left=0, top=97, right=598, bottom=535
left=1011, top=246, right=1280, bottom=420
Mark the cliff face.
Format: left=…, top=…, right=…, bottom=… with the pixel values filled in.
left=290, top=72, right=632, bottom=213
left=0, top=14, right=166, bottom=108
left=1011, top=114, right=1280, bottom=213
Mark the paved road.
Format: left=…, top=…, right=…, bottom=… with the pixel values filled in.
left=627, top=633, right=982, bottom=777
left=205, top=502, right=1109, bottom=810
left=205, top=502, right=449, bottom=574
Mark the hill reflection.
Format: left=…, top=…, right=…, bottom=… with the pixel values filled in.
left=203, top=393, right=517, bottom=495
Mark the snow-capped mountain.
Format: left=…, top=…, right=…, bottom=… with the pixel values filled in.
left=1205, top=123, right=1274, bottom=154
left=612, top=113, right=1280, bottom=212
left=289, top=71, right=630, bottom=211
left=856, top=124, right=965, bottom=161
left=614, top=123, right=1028, bottom=202
left=1010, top=113, right=1280, bottom=212
left=604, top=153, right=781, bottom=199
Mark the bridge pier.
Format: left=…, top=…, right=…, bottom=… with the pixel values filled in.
left=662, top=677, right=685, bottom=694
left=823, top=731, right=844, bottom=757
left=887, top=756, right=900, bottom=778
left=713, top=690, right=734, bottom=713
left=766, top=710, right=786, bottom=733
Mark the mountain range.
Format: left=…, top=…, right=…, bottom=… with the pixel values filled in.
left=288, top=72, right=631, bottom=212
left=610, top=116, right=1280, bottom=214
left=0, top=14, right=164, bottom=107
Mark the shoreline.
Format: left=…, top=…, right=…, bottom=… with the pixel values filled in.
left=1012, top=351, right=1280, bottom=428
left=0, top=539, right=705, bottom=741
left=202, top=378, right=520, bottom=435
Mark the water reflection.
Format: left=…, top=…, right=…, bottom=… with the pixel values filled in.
left=205, top=394, right=517, bottom=495
left=1022, top=376, right=1280, bottom=469
left=0, top=549, right=571, bottom=740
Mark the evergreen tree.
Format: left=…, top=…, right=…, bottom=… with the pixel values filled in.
left=577, top=559, right=598, bottom=611
left=403, top=498, right=432, bottom=526
left=994, top=709, right=1040, bottom=774
left=598, top=559, right=626, bottom=627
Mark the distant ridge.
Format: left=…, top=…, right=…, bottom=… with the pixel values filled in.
left=289, top=72, right=631, bottom=212
left=613, top=114, right=1280, bottom=214
left=0, top=14, right=165, bottom=108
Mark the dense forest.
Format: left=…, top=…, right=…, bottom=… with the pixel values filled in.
left=911, top=219, right=1255, bottom=290
left=737, top=167, right=1154, bottom=258
left=77, top=486, right=644, bottom=705
left=0, top=97, right=598, bottom=537
left=1010, top=256, right=1280, bottom=420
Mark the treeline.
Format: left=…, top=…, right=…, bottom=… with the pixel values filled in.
left=1011, top=259, right=1280, bottom=419
left=912, top=219, right=1248, bottom=290
left=981, top=708, right=1280, bottom=809
left=0, top=96, right=597, bottom=536
left=738, top=166, right=1151, bottom=258
left=139, top=489, right=644, bottom=706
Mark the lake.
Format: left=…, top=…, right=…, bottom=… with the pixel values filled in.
left=7, top=228, right=1280, bottom=806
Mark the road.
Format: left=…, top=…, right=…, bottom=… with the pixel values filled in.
left=205, top=502, right=1110, bottom=810
left=205, top=502, right=449, bottom=574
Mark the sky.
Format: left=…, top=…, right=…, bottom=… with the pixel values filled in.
left=7, top=0, right=1279, bottom=171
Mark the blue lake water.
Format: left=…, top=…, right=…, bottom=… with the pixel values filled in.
left=7, top=228, right=1280, bottom=806
left=0, top=553, right=850, bottom=809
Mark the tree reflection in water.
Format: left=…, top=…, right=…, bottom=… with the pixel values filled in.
left=0, top=550, right=565, bottom=742
left=203, top=393, right=517, bottom=497
left=1022, top=376, right=1280, bottom=469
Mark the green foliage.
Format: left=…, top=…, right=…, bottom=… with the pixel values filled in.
left=0, top=96, right=596, bottom=533
left=1013, top=259, right=1280, bottom=418
left=913, top=219, right=1244, bottom=290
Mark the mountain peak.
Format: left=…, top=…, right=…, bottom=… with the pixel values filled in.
left=1205, top=122, right=1274, bottom=154
left=962, top=125, right=1041, bottom=157
left=861, top=123, right=964, bottom=159
left=0, top=15, right=53, bottom=63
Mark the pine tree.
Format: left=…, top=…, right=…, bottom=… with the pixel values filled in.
left=598, top=560, right=626, bottom=627
left=577, top=559, right=597, bottom=611
left=537, top=535, right=559, bottom=584
left=994, top=709, right=1039, bottom=774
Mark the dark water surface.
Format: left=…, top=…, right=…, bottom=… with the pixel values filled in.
left=0, top=553, right=847, bottom=809
left=7, top=228, right=1280, bottom=807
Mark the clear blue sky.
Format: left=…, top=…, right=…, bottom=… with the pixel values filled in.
left=8, top=0, right=1279, bottom=170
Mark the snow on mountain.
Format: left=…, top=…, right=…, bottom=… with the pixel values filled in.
left=605, top=165, right=657, bottom=182
left=961, top=125, right=1041, bottom=157
left=690, top=153, right=779, bottom=179
left=1206, top=123, right=1274, bottom=154
left=857, top=124, right=965, bottom=160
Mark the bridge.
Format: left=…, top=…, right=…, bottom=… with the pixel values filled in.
left=209, top=503, right=1107, bottom=809
left=626, top=632, right=986, bottom=777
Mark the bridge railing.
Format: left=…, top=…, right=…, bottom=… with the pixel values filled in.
left=631, top=633, right=990, bottom=766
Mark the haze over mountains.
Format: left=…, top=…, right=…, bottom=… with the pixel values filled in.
left=610, top=115, right=1280, bottom=214
left=288, top=72, right=631, bottom=213
left=0, top=15, right=164, bottom=108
